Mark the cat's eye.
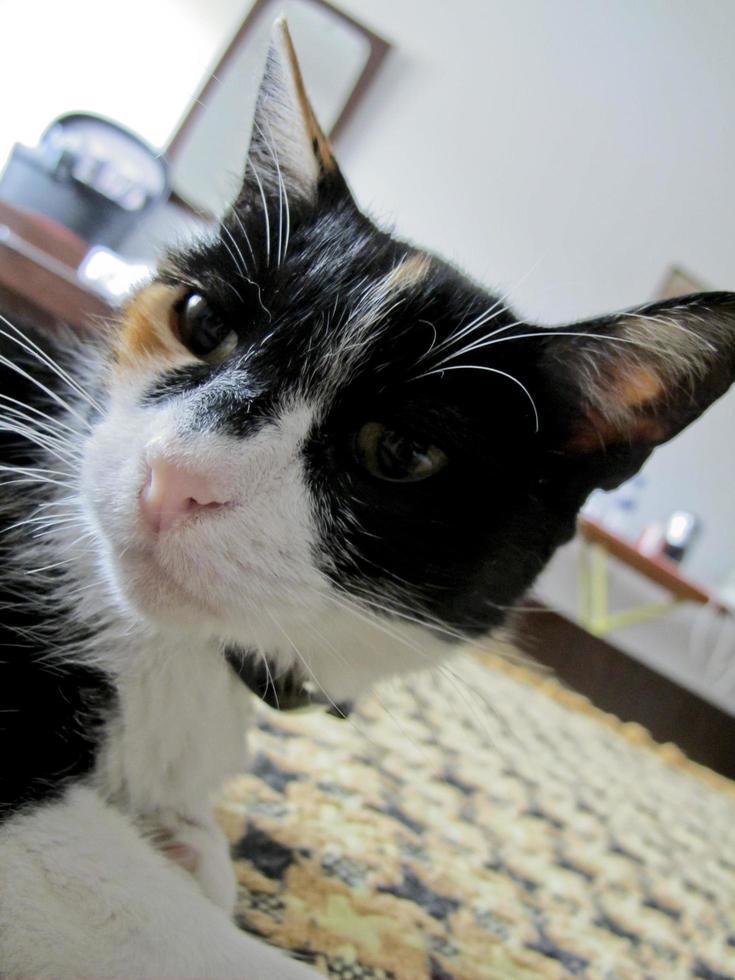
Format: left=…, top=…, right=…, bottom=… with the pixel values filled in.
left=176, top=293, right=237, bottom=362
left=354, top=422, right=448, bottom=483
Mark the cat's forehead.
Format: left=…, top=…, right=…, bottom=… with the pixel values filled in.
left=112, top=200, right=535, bottom=451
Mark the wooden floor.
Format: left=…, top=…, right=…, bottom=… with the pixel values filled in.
left=513, top=601, right=735, bottom=781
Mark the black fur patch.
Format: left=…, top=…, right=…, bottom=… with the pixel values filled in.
left=224, top=646, right=351, bottom=717
left=0, top=324, right=115, bottom=821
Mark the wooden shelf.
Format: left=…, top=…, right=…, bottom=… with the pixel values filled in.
left=0, top=200, right=112, bottom=331
left=578, top=517, right=724, bottom=609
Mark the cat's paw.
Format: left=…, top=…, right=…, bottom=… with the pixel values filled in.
left=183, top=818, right=238, bottom=913
left=150, top=811, right=238, bottom=914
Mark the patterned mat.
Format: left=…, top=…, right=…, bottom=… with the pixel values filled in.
left=217, top=650, right=735, bottom=979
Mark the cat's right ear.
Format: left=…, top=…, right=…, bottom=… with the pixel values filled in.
left=233, top=17, right=349, bottom=212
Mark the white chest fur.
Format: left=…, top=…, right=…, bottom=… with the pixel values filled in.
left=95, top=634, right=253, bottom=818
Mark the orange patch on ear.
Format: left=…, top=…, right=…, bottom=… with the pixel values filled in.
left=616, top=365, right=663, bottom=409
left=278, top=20, right=335, bottom=174
left=567, top=364, right=667, bottom=452
left=566, top=410, right=667, bottom=452
left=114, top=283, right=194, bottom=372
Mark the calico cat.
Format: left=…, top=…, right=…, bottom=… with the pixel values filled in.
left=1, top=18, right=734, bottom=979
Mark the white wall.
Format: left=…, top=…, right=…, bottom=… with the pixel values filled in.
left=0, top=0, right=244, bottom=162
left=335, top=0, right=735, bottom=320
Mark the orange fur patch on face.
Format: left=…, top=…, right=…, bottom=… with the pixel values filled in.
left=384, top=253, right=432, bottom=293
left=114, top=283, right=195, bottom=373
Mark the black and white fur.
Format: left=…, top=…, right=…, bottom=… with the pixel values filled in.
left=2, top=20, right=735, bottom=978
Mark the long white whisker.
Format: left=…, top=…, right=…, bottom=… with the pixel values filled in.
left=255, top=121, right=285, bottom=268
left=0, top=315, right=102, bottom=416
left=248, top=159, right=271, bottom=268
left=320, top=589, right=501, bottom=748
left=262, top=608, right=360, bottom=727
left=433, top=329, right=670, bottom=370
left=292, top=604, right=431, bottom=757
left=0, top=392, right=82, bottom=439
left=0, top=411, right=78, bottom=449
left=429, top=302, right=507, bottom=359
left=23, top=557, right=79, bottom=575
left=220, top=223, right=249, bottom=280
left=258, top=647, right=280, bottom=710
left=0, top=351, right=93, bottom=430
left=336, top=582, right=544, bottom=665
left=0, top=420, right=78, bottom=463
left=230, top=210, right=257, bottom=269
left=412, top=364, right=540, bottom=432
left=216, top=237, right=246, bottom=298
left=0, top=464, right=72, bottom=489
left=424, top=254, right=547, bottom=364
left=3, top=513, right=82, bottom=535
left=0, top=406, right=77, bottom=450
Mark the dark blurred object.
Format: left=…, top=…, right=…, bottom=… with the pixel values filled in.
left=0, top=113, right=169, bottom=248
left=662, top=510, right=700, bottom=564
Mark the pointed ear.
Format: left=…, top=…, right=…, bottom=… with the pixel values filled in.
left=540, top=292, right=735, bottom=489
left=235, top=17, right=345, bottom=210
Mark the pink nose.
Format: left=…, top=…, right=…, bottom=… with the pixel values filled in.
left=140, top=458, right=230, bottom=532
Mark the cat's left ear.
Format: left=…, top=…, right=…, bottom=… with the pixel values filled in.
left=538, top=291, right=735, bottom=490
left=234, top=17, right=348, bottom=210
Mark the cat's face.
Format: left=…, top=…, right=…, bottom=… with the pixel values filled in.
left=82, top=21, right=735, bottom=701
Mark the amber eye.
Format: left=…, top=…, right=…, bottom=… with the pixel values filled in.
left=176, top=293, right=237, bottom=362
left=354, top=422, right=448, bottom=482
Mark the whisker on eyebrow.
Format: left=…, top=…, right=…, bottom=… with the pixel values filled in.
left=428, top=328, right=669, bottom=371
left=418, top=318, right=438, bottom=359
left=229, top=209, right=257, bottom=270
left=253, top=119, right=289, bottom=269
left=427, top=301, right=508, bottom=360
left=219, top=223, right=249, bottom=280
left=247, top=156, right=271, bottom=268
left=420, top=254, right=551, bottom=365
left=411, top=363, right=540, bottom=432
left=268, top=121, right=291, bottom=266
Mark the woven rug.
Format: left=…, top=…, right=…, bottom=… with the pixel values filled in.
left=216, top=650, right=735, bottom=979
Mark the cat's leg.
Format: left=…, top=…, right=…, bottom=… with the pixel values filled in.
left=0, top=785, right=316, bottom=980
left=146, top=805, right=238, bottom=913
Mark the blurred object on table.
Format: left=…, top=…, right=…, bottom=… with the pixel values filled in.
left=0, top=113, right=169, bottom=249
left=662, top=510, right=701, bottom=565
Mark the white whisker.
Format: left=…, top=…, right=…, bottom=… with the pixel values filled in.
left=412, top=364, right=540, bottom=432
left=0, top=392, right=82, bottom=439
left=0, top=315, right=102, bottom=416
left=248, top=158, right=271, bottom=267
left=220, top=223, right=249, bottom=280
left=230, top=209, right=257, bottom=270
left=0, top=351, right=92, bottom=431
left=430, top=328, right=668, bottom=372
